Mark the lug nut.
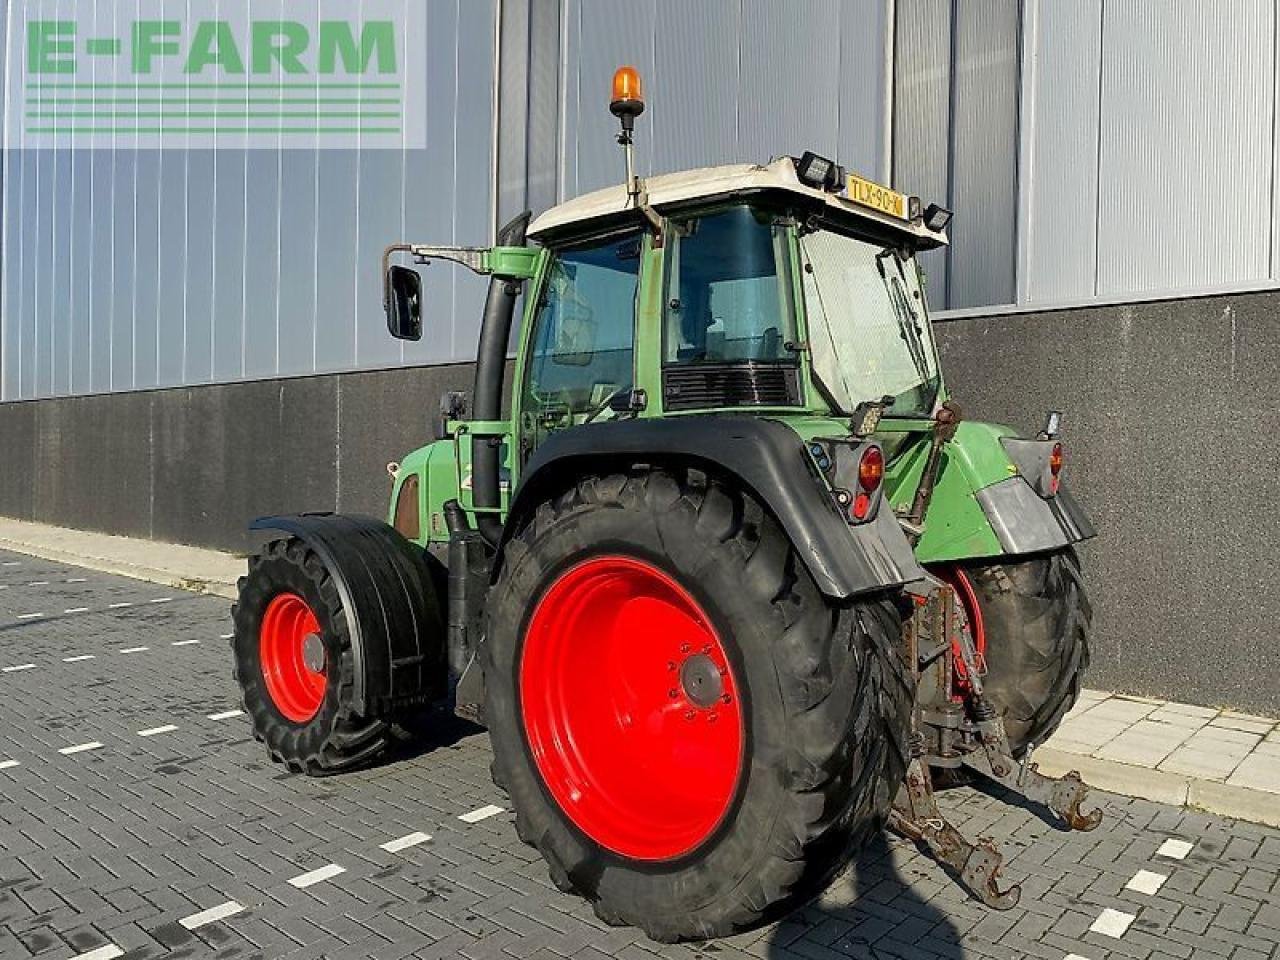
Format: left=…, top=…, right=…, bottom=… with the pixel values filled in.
left=684, top=710, right=696, bottom=721
left=668, top=689, right=678, bottom=699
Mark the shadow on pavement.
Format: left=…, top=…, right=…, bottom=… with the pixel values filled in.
left=764, top=830, right=964, bottom=959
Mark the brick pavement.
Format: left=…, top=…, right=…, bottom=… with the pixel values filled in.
left=1, top=547, right=1278, bottom=960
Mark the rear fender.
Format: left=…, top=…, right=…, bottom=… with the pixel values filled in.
left=250, top=513, right=446, bottom=716
left=496, top=416, right=927, bottom=600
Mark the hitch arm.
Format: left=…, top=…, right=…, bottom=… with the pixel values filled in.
left=890, top=758, right=1022, bottom=910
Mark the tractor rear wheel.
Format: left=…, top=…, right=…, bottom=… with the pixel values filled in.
left=484, top=468, right=913, bottom=941
left=232, top=537, right=400, bottom=775
left=943, top=548, right=1092, bottom=756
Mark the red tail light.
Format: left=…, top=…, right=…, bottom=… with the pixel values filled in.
left=1049, top=442, right=1063, bottom=494
left=858, top=446, right=884, bottom=492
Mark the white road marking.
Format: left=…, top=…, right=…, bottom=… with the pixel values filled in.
left=288, top=863, right=346, bottom=888
left=220, top=633, right=233, bottom=639
left=2, top=664, right=36, bottom=673
left=1089, top=908, right=1135, bottom=938
left=1064, top=955, right=1093, bottom=960
left=179, top=900, right=244, bottom=930
left=63, top=654, right=96, bottom=662
left=73, top=945, right=124, bottom=960
left=59, top=742, right=104, bottom=756
left=64, top=607, right=90, bottom=614
left=459, top=804, right=505, bottom=824
left=1125, top=869, right=1167, bottom=895
left=119, top=646, right=150, bottom=654
left=207, top=709, right=244, bottom=721
left=0, top=760, right=19, bottom=770
left=66, top=577, right=88, bottom=583
left=149, top=597, right=173, bottom=604
left=28, top=581, right=49, bottom=586
left=172, top=639, right=201, bottom=646
left=1157, top=838, right=1194, bottom=860
left=380, top=831, right=432, bottom=853
left=138, top=725, right=179, bottom=737
left=1, top=561, right=20, bottom=566
left=108, top=602, right=133, bottom=609
left=16, top=612, right=44, bottom=620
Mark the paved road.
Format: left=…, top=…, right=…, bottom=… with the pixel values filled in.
left=1, top=547, right=1278, bottom=960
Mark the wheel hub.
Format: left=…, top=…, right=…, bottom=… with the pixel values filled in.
left=679, top=653, right=724, bottom=708
left=520, top=555, right=745, bottom=862
left=259, top=593, right=328, bottom=724
left=301, top=632, right=326, bottom=673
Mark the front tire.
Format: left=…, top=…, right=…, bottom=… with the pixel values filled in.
left=232, top=538, right=400, bottom=775
left=484, top=469, right=913, bottom=941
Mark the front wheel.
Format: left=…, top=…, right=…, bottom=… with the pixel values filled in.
left=232, top=538, right=400, bottom=775
left=484, top=469, right=913, bottom=941
left=944, top=548, right=1092, bottom=756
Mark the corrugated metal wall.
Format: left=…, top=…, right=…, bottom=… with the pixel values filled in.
left=0, top=0, right=497, bottom=403
left=5, top=0, right=1280, bottom=404
left=556, top=0, right=892, bottom=202
left=1019, top=0, right=1278, bottom=305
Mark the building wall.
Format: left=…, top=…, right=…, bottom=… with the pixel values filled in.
left=935, top=288, right=1280, bottom=715
left=1, top=0, right=497, bottom=404
left=0, top=361, right=474, bottom=552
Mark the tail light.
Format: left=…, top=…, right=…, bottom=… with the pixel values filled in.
left=1049, top=443, right=1063, bottom=495
left=851, top=446, right=884, bottom=521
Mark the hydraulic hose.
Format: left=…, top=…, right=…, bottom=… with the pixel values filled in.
left=472, top=211, right=532, bottom=547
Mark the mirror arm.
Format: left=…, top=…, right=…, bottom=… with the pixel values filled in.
left=382, top=243, right=495, bottom=312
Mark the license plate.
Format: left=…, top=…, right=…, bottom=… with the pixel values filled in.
left=846, top=172, right=908, bottom=220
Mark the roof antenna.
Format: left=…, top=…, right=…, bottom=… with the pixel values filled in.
left=610, top=66, right=645, bottom=206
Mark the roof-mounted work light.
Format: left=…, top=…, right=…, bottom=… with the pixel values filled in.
left=923, top=203, right=953, bottom=232
left=795, top=151, right=845, bottom=192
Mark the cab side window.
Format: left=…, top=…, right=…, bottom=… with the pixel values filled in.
left=520, top=233, right=642, bottom=447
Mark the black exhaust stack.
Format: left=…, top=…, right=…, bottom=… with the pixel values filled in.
left=471, top=210, right=532, bottom=547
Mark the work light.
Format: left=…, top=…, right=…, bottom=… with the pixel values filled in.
left=795, top=151, right=845, bottom=192
left=923, top=203, right=953, bottom=231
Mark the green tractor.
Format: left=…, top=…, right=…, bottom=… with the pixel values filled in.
left=232, top=68, right=1098, bottom=941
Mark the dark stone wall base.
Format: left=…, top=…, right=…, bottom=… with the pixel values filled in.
left=0, top=364, right=473, bottom=554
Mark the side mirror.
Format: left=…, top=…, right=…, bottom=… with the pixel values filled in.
left=386, top=265, right=423, bottom=341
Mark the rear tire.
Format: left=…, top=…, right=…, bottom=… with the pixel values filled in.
left=232, top=537, right=398, bottom=776
left=484, top=468, right=913, bottom=941
left=956, top=548, right=1092, bottom=755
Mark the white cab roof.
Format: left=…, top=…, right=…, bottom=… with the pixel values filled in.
left=527, top=157, right=948, bottom=247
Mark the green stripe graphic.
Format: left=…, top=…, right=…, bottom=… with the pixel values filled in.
left=30, top=97, right=402, bottom=105
left=25, top=126, right=403, bottom=134
left=26, top=111, right=402, bottom=119
left=27, top=82, right=402, bottom=90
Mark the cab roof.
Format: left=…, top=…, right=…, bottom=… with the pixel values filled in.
left=526, top=157, right=949, bottom=249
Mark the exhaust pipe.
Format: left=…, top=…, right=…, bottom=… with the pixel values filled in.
left=472, top=211, right=532, bottom=547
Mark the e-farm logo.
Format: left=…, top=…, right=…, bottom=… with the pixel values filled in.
left=7, top=2, right=427, bottom=148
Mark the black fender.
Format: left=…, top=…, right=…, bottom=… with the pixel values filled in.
left=250, top=513, right=446, bottom=716
left=497, top=416, right=927, bottom=599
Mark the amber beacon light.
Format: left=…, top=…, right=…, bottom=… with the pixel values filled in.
left=609, top=66, right=646, bottom=201
left=610, top=65, right=645, bottom=120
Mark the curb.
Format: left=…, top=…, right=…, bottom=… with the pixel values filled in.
left=0, top=519, right=241, bottom=602
left=1035, top=746, right=1280, bottom=828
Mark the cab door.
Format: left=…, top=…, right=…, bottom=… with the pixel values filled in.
left=512, top=230, right=644, bottom=466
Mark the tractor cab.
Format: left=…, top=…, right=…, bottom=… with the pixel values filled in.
left=518, top=155, right=951, bottom=434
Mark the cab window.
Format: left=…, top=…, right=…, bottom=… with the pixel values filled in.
left=663, top=205, right=798, bottom=364
left=520, top=232, right=642, bottom=445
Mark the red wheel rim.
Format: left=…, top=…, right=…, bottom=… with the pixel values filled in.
left=259, top=592, right=327, bottom=723
left=520, top=556, right=744, bottom=861
left=937, top=567, right=987, bottom=697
